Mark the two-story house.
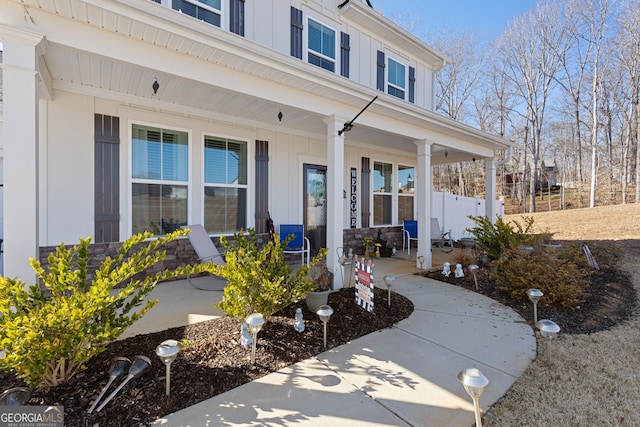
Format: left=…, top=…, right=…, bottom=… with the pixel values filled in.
left=0, top=0, right=511, bottom=286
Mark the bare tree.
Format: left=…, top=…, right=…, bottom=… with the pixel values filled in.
left=496, top=1, right=569, bottom=212
left=569, top=0, right=617, bottom=207
left=550, top=0, right=589, bottom=184
left=614, top=0, right=640, bottom=202
left=431, top=28, right=488, bottom=196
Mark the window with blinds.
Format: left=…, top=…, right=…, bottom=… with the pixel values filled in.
left=131, top=125, right=189, bottom=235
left=203, top=136, right=248, bottom=233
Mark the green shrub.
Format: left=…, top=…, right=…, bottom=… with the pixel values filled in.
left=0, top=230, right=203, bottom=389
left=493, top=249, right=590, bottom=308
left=466, top=215, right=545, bottom=261
left=209, top=229, right=328, bottom=319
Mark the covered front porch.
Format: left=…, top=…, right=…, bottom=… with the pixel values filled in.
left=1, top=1, right=511, bottom=285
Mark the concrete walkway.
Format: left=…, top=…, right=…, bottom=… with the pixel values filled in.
left=138, top=253, right=536, bottom=427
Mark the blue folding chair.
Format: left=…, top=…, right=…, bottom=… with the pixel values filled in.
left=403, top=220, right=418, bottom=255
left=279, top=224, right=310, bottom=266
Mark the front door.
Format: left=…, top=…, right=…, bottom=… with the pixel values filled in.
left=303, top=164, right=327, bottom=256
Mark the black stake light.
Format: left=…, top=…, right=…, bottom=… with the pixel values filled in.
left=87, top=357, right=131, bottom=414
left=0, top=387, right=32, bottom=406
left=96, top=356, right=150, bottom=412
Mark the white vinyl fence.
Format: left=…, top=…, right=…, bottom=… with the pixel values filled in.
left=432, top=191, right=504, bottom=241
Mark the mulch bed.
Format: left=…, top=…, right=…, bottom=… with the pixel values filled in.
left=1, top=245, right=634, bottom=426
left=421, top=260, right=636, bottom=335
left=0, top=287, right=413, bottom=427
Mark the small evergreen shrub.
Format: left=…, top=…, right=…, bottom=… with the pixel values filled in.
left=493, top=249, right=590, bottom=308
left=209, top=229, right=328, bottom=319
left=466, top=215, right=548, bottom=261
left=0, top=230, right=203, bottom=389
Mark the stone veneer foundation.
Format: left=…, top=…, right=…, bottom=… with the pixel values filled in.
left=37, top=227, right=405, bottom=284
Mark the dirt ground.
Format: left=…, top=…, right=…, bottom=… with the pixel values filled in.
left=483, top=204, right=640, bottom=426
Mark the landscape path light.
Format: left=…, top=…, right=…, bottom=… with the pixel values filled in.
left=87, top=357, right=130, bottom=413
left=536, top=319, right=560, bottom=364
left=458, top=368, right=489, bottom=427
left=0, top=387, right=32, bottom=406
left=468, top=264, right=479, bottom=290
left=316, top=305, right=334, bottom=348
left=96, top=355, right=151, bottom=412
left=246, top=313, right=265, bottom=365
left=527, top=289, right=544, bottom=323
left=417, top=255, right=425, bottom=270
left=384, top=275, right=395, bottom=307
left=155, top=339, right=181, bottom=396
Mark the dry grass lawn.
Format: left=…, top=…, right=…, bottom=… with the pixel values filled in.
left=484, top=204, right=640, bottom=426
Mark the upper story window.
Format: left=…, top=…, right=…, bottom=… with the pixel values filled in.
left=387, top=58, right=406, bottom=100
left=307, top=18, right=336, bottom=72
left=172, top=0, right=221, bottom=27
left=377, top=50, right=416, bottom=103
left=131, top=124, right=189, bottom=235
left=291, top=7, right=350, bottom=77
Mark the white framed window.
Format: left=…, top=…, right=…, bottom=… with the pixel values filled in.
left=131, top=124, right=189, bottom=235
left=203, top=136, right=248, bottom=233
left=398, top=165, right=415, bottom=221
left=372, top=162, right=416, bottom=226
left=387, top=57, right=407, bottom=100
left=373, top=161, right=393, bottom=225
left=172, top=0, right=222, bottom=27
left=307, top=17, right=336, bottom=72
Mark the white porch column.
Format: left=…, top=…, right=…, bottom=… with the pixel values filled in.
left=1, top=28, right=44, bottom=282
left=485, top=157, right=497, bottom=222
left=415, top=140, right=433, bottom=269
left=324, top=116, right=345, bottom=288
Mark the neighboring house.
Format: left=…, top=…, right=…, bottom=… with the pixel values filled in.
left=501, top=157, right=558, bottom=198
left=0, top=0, right=511, bottom=286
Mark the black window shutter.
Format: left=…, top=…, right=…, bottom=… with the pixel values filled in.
left=255, top=140, right=269, bottom=234
left=376, top=50, right=385, bottom=92
left=340, top=32, right=350, bottom=78
left=94, top=114, right=120, bottom=243
left=290, top=6, right=303, bottom=59
left=409, top=66, right=416, bottom=103
left=229, top=0, right=245, bottom=36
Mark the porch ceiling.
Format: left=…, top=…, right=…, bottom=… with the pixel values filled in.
left=43, top=41, right=442, bottom=155
left=11, top=0, right=509, bottom=160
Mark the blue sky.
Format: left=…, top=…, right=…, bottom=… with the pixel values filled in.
left=371, top=0, right=537, bottom=36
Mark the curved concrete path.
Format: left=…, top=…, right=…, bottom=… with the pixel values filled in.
left=152, top=257, right=536, bottom=426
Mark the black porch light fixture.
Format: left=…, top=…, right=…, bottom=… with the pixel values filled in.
left=152, top=78, right=160, bottom=95
left=338, top=96, right=378, bottom=136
